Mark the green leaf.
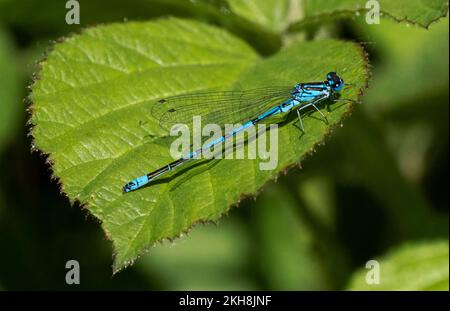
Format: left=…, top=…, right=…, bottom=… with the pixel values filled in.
left=226, top=0, right=291, bottom=32
left=253, top=184, right=331, bottom=290
left=361, top=17, right=449, bottom=114
left=30, top=18, right=369, bottom=272
left=0, top=27, right=21, bottom=152
left=138, top=218, right=255, bottom=290
left=347, top=240, right=449, bottom=290
left=0, top=0, right=282, bottom=56
left=291, top=0, right=449, bottom=31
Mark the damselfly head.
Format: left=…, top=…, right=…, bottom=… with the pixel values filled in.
left=326, top=72, right=344, bottom=92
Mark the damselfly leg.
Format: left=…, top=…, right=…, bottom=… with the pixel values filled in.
left=311, top=103, right=328, bottom=124
left=296, top=95, right=328, bottom=132
left=296, top=108, right=305, bottom=132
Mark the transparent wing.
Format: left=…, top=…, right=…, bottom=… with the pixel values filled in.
left=152, top=86, right=294, bottom=131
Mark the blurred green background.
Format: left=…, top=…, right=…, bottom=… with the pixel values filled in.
left=0, top=1, right=448, bottom=290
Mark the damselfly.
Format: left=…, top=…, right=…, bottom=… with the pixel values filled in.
left=123, top=72, right=349, bottom=193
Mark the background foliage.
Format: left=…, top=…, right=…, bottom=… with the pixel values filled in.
left=0, top=0, right=448, bottom=290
